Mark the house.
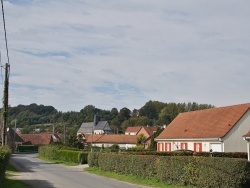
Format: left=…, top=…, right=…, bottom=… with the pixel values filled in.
left=243, top=131, right=250, bottom=161
left=125, top=127, right=141, bottom=135
left=5, top=127, right=61, bottom=148
left=155, top=103, right=250, bottom=153
left=17, top=133, right=54, bottom=145
left=84, top=134, right=137, bottom=149
left=77, top=114, right=112, bottom=135
left=125, top=126, right=157, bottom=148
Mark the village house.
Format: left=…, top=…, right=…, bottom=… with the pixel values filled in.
left=84, top=134, right=137, bottom=149
left=125, top=126, right=157, bottom=148
left=77, top=114, right=112, bottom=136
left=4, top=127, right=61, bottom=151
left=155, top=103, right=250, bottom=153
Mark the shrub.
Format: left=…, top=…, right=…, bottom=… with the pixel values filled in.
left=16, top=145, right=39, bottom=153
left=98, top=153, right=157, bottom=178
left=88, top=152, right=100, bottom=167
left=55, top=150, right=81, bottom=163
left=38, top=145, right=62, bottom=160
left=39, top=145, right=89, bottom=164
left=88, top=153, right=250, bottom=188
left=0, top=146, right=11, bottom=187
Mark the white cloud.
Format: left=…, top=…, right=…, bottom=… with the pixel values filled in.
left=0, top=0, right=249, bottom=112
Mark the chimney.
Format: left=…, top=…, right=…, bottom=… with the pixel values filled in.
left=94, top=113, right=101, bottom=126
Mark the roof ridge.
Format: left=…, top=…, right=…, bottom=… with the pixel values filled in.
left=180, top=103, right=250, bottom=114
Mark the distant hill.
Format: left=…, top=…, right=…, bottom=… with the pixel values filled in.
left=3, top=101, right=214, bottom=134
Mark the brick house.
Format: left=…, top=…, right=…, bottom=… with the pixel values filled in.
left=125, top=126, right=157, bottom=148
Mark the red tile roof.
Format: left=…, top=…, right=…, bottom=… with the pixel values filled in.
left=142, top=126, right=157, bottom=136
left=18, top=133, right=53, bottom=145
left=85, top=134, right=137, bottom=144
left=125, top=126, right=141, bottom=134
left=157, top=103, right=250, bottom=139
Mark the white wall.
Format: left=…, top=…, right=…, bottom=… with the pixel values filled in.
left=223, top=109, right=250, bottom=152
left=92, top=143, right=136, bottom=149
left=157, top=140, right=223, bottom=152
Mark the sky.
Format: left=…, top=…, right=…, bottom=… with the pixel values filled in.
left=0, top=0, right=249, bottom=112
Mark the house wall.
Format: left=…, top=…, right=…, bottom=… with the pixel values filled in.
left=157, top=140, right=223, bottom=152
left=137, top=128, right=150, bottom=137
left=223, top=109, right=250, bottom=152
left=125, top=132, right=137, bottom=135
left=94, top=130, right=104, bottom=134
left=91, top=143, right=136, bottom=149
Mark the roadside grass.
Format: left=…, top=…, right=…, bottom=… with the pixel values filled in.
left=3, top=164, right=31, bottom=188
left=85, top=167, right=187, bottom=188
left=38, top=156, right=79, bottom=166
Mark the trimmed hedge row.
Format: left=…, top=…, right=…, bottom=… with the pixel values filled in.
left=121, top=151, right=248, bottom=158
left=39, top=145, right=88, bottom=164
left=88, top=153, right=250, bottom=188
left=0, top=146, right=11, bottom=187
left=16, top=145, right=39, bottom=153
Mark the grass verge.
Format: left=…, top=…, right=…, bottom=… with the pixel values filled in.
left=38, top=156, right=79, bottom=166
left=85, top=167, right=186, bottom=188
left=3, top=164, right=31, bottom=188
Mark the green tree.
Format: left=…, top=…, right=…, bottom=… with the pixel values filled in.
left=66, top=134, right=84, bottom=149
left=149, top=127, right=164, bottom=150
left=21, top=125, right=33, bottom=134
left=137, top=134, right=146, bottom=147
left=139, top=100, right=165, bottom=120
left=118, top=107, right=131, bottom=123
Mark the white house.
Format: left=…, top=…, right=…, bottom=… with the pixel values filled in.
left=155, top=103, right=250, bottom=153
left=84, top=134, right=137, bottom=149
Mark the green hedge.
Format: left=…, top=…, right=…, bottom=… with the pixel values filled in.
left=16, top=145, right=39, bottom=153
left=88, top=153, right=250, bottom=188
left=0, top=146, right=11, bottom=187
left=39, top=145, right=62, bottom=160
left=39, top=145, right=88, bottom=164
left=120, top=151, right=247, bottom=158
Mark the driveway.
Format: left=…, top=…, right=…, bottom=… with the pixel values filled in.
left=10, top=154, right=149, bottom=188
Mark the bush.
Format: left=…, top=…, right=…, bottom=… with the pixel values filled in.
left=88, top=152, right=100, bottom=167
left=0, top=146, right=11, bottom=187
left=16, top=145, right=39, bottom=153
left=38, top=145, right=89, bottom=164
left=55, top=150, right=80, bottom=163
left=88, top=153, right=250, bottom=188
left=98, top=153, right=157, bottom=178
left=38, top=145, right=62, bottom=160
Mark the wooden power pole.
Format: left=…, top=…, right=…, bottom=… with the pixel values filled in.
left=2, top=63, right=10, bottom=146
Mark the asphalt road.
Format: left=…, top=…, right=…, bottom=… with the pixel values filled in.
left=10, top=154, right=149, bottom=188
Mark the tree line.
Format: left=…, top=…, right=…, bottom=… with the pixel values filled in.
left=4, top=101, right=214, bottom=135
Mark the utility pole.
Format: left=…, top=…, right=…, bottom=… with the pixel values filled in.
left=2, top=63, right=10, bottom=146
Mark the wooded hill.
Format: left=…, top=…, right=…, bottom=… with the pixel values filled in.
left=5, top=101, right=214, bottom=135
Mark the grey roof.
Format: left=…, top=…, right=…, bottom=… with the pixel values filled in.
left=77, top=121, right=112, bottom=134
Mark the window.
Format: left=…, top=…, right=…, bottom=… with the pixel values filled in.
left=165, top=143, right=171, bottom=151
left=180, top=143, right=188, bottom=150
left=157, top=143, right=164, bottom=152
left=194, top=143, right=202, bottom=152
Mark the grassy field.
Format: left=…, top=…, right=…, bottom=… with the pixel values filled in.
left=85, top=167, right=187, bottom=188
left=3, top=164, right=31, bottom=188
